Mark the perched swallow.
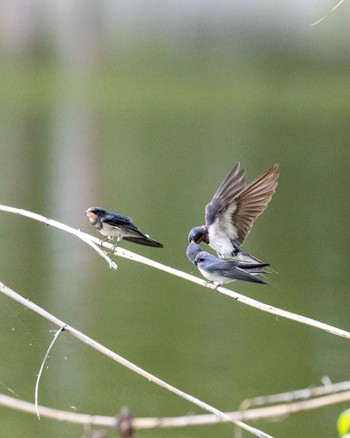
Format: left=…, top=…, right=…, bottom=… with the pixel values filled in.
left=85, top=206, right=163, bottom=248
left=186, top=242, right=269, bottom=285
left=188, top=163, right=279, bottom=261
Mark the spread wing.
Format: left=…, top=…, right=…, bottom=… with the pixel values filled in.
left=206, top=163, right=279, bottom=246
left=233, top=163, right=279, bottom=245
left=229, top=164, right=279, bottom=245
left=205, top=163, right=246, bottom=226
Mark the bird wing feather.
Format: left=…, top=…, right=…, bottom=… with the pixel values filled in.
left=205, top=163, right=246, bottom=226
left=204, top=258, right=266, bottom=284
left=231, top=164, right=279, bottom=245
left=208, top=163, right=279, bottom=246
left=102, top=212, right=149, bottom=237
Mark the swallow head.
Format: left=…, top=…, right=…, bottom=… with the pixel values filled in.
left=85, top=206, right=106, bottom=217
left=188, top=226, right=208, bottom=244
left=84, top=206, right=107, bottom=228
left=186, top=241, right=202, bottom=264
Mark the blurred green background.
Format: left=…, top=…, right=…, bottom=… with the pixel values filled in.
left=1, top=1, right=350, bottom=437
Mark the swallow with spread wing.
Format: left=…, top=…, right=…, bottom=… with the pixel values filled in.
left=188, top=163, right=279, bottom=262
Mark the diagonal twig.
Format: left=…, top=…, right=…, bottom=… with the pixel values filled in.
left=310, top=0, right=345, bottom=25
left=0, top=205, right=117, bottom=270
left=0, top=282, right=272, bottom=438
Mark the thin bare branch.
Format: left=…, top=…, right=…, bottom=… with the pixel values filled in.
left=0, top=204, right=349, bottom=340
left=0, top=205, right=117, bottom=270
left=240, top=376, right=343, bottom=410
left=76, top=230, right=117, bottom=270
left=0, top=282, right=271, bottom=438
left=114, top=245, right=350, bottom=340
left=35, top=326, right=66, bottom=419
left=1, top=385, right=350, bottom=429
left=310, top=0, right=345, bottom=25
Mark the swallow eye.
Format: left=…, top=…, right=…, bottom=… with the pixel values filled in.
left=188, top=227, right=202, bottom=243
left=188, top=230, right=195, bottom=243
left=195, top=256, right=204, bottom=264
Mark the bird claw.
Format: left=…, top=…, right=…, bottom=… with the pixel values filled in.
left=204, top=281, right=220, bottom=290
left=99, top=237, right=109, bottom=249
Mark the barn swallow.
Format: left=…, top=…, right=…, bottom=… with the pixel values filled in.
left=186, top=242, right=269, bottom=285
left=188, top=163, right=279, bottom=261
left=85, top=206, right=163, bottom=248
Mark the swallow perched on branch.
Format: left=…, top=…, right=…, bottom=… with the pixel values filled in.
left=85, top=206, right=163, bottom=248
left=186, top=242, right=269, bottom=285
left=188, top=163, right=279, bottom=262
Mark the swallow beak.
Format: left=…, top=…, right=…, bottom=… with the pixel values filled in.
left=197, top=235, right=205, bottom=244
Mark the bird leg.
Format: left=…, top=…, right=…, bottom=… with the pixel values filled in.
left=112, top=236, right=122, bottom=252
left=100, top=236, right=115, bottom=254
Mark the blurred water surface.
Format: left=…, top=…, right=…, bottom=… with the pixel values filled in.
left=1, top=2, right=350, bottom=437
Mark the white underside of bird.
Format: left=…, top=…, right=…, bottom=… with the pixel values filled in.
left=197, top=266, right=232, bottom=284
left=208, top=222, right=238, bottom=258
